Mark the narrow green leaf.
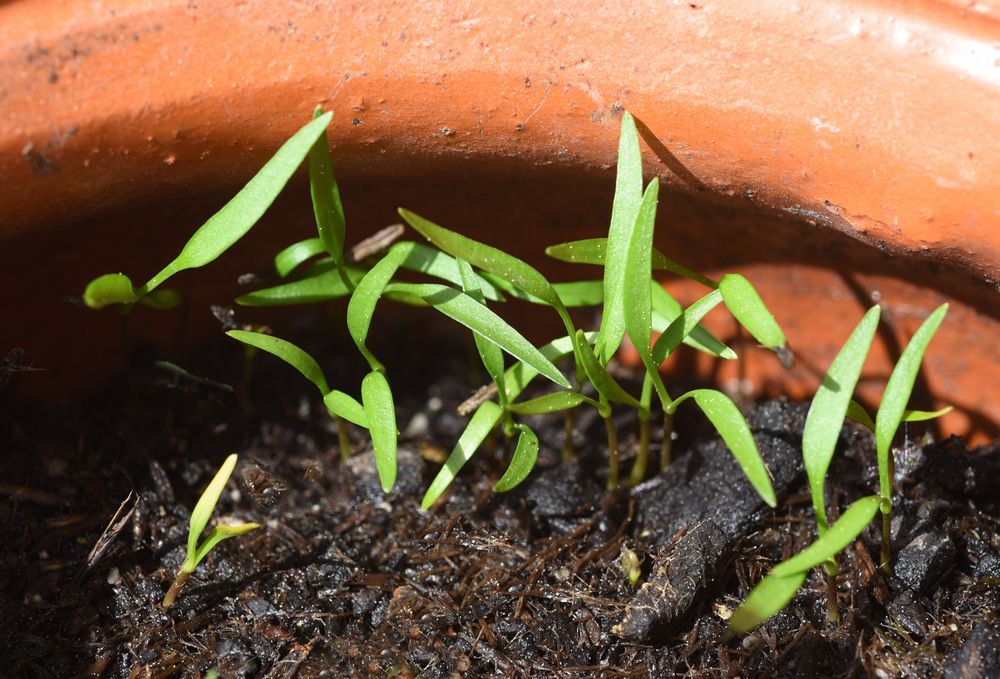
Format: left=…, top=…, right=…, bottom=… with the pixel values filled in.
left=347, top=243, right=414, bottom=371
left=307, top=107, right=348, bottom=285
left=771, top=495, right=881, bottom=577
left=651, top=284, right=736, bottom=359
left=651, top=289, right=724, bottom=363
left=399, top=209, right=562, bottom=309
left=802, top=305, right=881, bottom=532
left=553, top=280, right=604, bottom=307
left=82, top=273, right=138, bottom=309
left=226, top=330, right=329, bottom=395
left=137, top=113, right=333, bottom=297
left=507, top=391, right=598, bottom=415
left=275, top=237, right=326, bottom=278
left=422, top=401, right=504, bottom=509
left=596, top=111, right=644, bottom=360
left=719, top=274, right=786, bottom=350
left=575, top=330, right=641, bottom=408
left=623, top=179, right=670, bottom=405
left=845, top=400, right=877, bottom=432
left=362, top=371, right=398, bottom=493
left=730, top=572, right=807, bottom=635
left=188, top=454, right=239, bottom=560
left=403, top=243, right=504, bottom=301
left=237, top=261, right=363, bottom=306
left=323, top=390, right=369, bottom=428
left=190, top=522, right=260, bottom=569
left=901, top=406, right=953, bottom=423
left=457, top=259, right=507, bottom=401
left=422, top=334, right=587, bottom=508
left=668, top=389, right=776, bottom=507
left=385, top=282, right=570, bottom=389
left=545, top=238, right=717, bottom=288
left=493, top=424, right=540, bottom=492
left=875, top=304, right=948, bottom=501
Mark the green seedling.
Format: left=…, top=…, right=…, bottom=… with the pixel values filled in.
left=730, top=495, right=881, bottom=634
left=801, top=304, right=880, bottom=622
left=83, top=113, right=333, bottom=310
left=225, top=330, right=366, bottom=463
left=620, top=546, right=642, bottom=587
left=162, top=454, right=259, bottom=608
left=838, top=304, right=949, bottom=572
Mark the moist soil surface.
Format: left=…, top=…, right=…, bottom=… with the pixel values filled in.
left=2, top=328, right=999, bottom=678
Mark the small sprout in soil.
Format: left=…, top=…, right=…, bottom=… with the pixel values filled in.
left=620, top=546, right=642, bottom=587
left=730, top=495, right=881, bottom=634
left=162, top=454, right=259, bottom=609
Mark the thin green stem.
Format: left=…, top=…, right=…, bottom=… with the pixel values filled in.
left=880, top=448, right=896, bottom=573
left=335, top=416, right=353, bottom=461
left=605, top=414, right=621, bottom=490
left=660, top=411, right=674, bottom=470
left=629, top=412, right=651, bottom=486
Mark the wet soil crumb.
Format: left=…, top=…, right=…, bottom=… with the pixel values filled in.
left=2, top=340, right=999, bottom=677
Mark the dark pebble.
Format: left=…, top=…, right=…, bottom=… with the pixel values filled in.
left=943, top=620, right=1000, bottom=679
left=894, top=529, right=955, bottom=595
left=886, top=590, right=930, bottom=638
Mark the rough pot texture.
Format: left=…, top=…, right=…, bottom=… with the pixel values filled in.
left=1, top=0, right=998, bottom=439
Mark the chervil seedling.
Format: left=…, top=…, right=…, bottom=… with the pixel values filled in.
left=162, top=454, right=259, bottom=608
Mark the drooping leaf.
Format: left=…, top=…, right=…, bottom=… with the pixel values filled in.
left=719, top=274, right=786, bottom=350
left=226, top=330, right=329, bottom=395
left=506, top=391, right=598, bottom=415
left=901, top=406, right=953, bottom=422
left=83, top=273, right=139, bottom=309
left=668, top=389, right=776, bottom=507
left=347, top=243, right=414, bottom=371
left=362, top=370, right=398, bottom=493
left=845, top=400, right=877, bottom=432
left=188, top=454, right=239, bottom=560
left=136, top=113, right=333, bottom=298
left=493, top=424, right=540, bottom=492
left=771, top=495, right=881, bottom=577
left=323, top=390, right=368, bottom=428
left=596, top=111, right=644, bottom=361
left=575, top=330, right=641, bottom=408
left=875, top=304, right=948, bottom=501
left=275, top=237, right=326, bottom=278
left=385, top=282, right=570, bottom=389
left=802, top=305, right=881, bottom=532
left=651, top=289, right=724, bottom=363
left=545, top=238, right=718, bottom=288
left=307, top=106, right=348, bottom=288
left=190, top=522, right=261, bottom=569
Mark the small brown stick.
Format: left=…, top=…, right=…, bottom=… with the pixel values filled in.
left=457, top=383, right=497, bottom=416
left=349, top=223, right=405, bottom=262
left=75, top=491, right=137, bottom=585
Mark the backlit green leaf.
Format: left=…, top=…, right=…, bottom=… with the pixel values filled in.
left=385, top=282, right=570, bottom=389
left=719, top=274, right=786, bottom=350
left=188, top=454, right=239, bottom=561
left=651, top=289, right=724, bottom=363
left=493, top=424, right=540, bottom=492
left=458, top=259, right=506, bottom=401
left=422, top=401, right=504, bottom=510
left=544, top=237, right=717, bottom=288
left=275, top=237, right=326, bottom=278
left=307, top=106, right=349, bottom=289
left=83, top=273, right=138, bottom=309
left=237, top=260, right=363, bottom=306
left=137, top=113, right=333, bottom=297
left=875, top=304, right=948, bottom=501
left=226, top=330, right=329, bottom=395
left=190, top=522, right=260, bottom=569
left=730, top=572, right=807, bottom=635
left=668, top=389, right=776, bottom=507
left=596, top=111, right=644, bottom=360
left=802, top=305, right=881, bottom=532
left=323, top=390, right=368, bottom=428
left=507, top=391, right=598, bottom=415
left=651, top=284, right=735, bottom=359
left=347, top=243, right=414, bottom=371
left=575, top=330, right=641, bottom=408
left=362, top=370, right=398, bottom=493
left=403, top=243, right=504, bottom=301
left=771, top=495, right=881, bottom=577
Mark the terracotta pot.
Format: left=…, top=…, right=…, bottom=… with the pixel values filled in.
left=1, top=0, right=998, bottom=440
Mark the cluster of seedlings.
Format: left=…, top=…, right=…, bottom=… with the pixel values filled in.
left=84, top=110, right=948, bottom=632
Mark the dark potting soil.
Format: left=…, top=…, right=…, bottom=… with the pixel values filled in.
left=2, top=333, right=999, bottom=678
